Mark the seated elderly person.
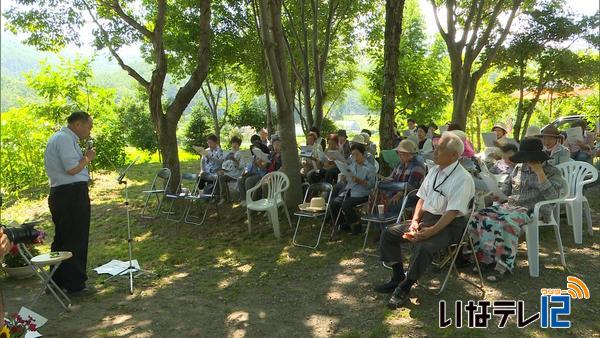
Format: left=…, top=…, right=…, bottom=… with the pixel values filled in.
left=301, top=131, right=323, bottom=180
left=198, top=134, right=224, bottom=191
left=238, top=136, right=282, bottom=205
left=218, top=136, right=244, bottom=203
left=539, top=125, right=570, bottom=166
left=468, top=138, right=563, bottom=282
left=349, top=134, right=376, bottom=167
left=375, top=132, right=475, bottom=310
left=564, top=120, right=594, bottom=162
left=489, top=144, right=517, bottom=176
left=377, top=140, right=426, bottom=214
left=310, top=134, right=343, bottom=184
left=416, top=125, right=433, bottom=159
left=330, top=143, right=376, bottom=234
left=361, top=129, right=378, bottom=156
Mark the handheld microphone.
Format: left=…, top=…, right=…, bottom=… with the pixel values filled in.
left=87, top=138, right=94, bottom=150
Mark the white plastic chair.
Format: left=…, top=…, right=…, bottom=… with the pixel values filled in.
left=523, top=177, right=569, bottom=277
left=555, top=161, right=598, bottom=244
left=246, top=171, right=293, bottom=238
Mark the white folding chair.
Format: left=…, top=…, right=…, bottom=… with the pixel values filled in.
left=522, top=177, right=569, bottom=277
left=140, top=168, right=171, bottom=219
left=17, top=244, right=72, bottom=311
left=292, top=183, right=334, bottom=249
left=555, top=161, right=598, bottom=244
left=246, top=172, right=293, bottom=239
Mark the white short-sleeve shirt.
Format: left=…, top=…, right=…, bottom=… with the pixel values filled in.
left=417, top=160, right=474, bottom=216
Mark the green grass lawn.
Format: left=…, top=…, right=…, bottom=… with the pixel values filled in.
left=2, top=158, right=599, bottom=337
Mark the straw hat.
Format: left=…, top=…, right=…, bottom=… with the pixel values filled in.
left=396, top=139, right=418, bottom=154
left=299, top=197, right=327, bottom=212
left=350, top=134, right=366, bottom=145
left=525, top=125, right=541, bottom=137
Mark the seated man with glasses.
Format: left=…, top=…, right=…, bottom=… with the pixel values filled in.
left=375, top=132, right=475, bottom=309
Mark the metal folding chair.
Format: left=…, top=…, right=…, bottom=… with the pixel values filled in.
left=141, top=167, right=171, bottom=219
left=165, top=173, right=198, bottom=222
left=432, top=198, right=485, bottom=296
left=360, top=189, right=418, bottom=256
left=292, top=183, right=334, bottom=249
left=183, top=176, right=221, bottom=226
left=17, top=244, right=72, bottom=311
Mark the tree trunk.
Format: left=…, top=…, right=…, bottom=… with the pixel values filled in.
left=475, top=113, right=481, bottom=152
left=157, top=116, right=181, bottom=193
left=259, top=0, right=302, bottom=207
left=513, top=60, right=526, bottom=140
left=379, top=0, right=405, bottom=153
left=432, top=0, right=522, bottom=131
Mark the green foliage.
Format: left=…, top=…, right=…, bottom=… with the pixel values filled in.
left=320, top=117, right=338, bottom=137
left=23, top=58, right=126, bottom=170
left=228, top=99, right=269, bottom=132
left=0, top=108, right=53, bottom=196
left=0, top=58, right=127, bottom=197
left=362, top=0, right=451, bottom=128
left=118, top=94, right=159, bottom=153
left=183, top=105, right=212, bottom=152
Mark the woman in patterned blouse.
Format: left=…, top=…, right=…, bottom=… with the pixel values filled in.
left=468, top=138, right=563, bottom=282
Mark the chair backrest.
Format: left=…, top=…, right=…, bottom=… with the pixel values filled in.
left=556, top=161, right=598, bottom=198
left=303, top=182, right=334, bottom=204
left=150, top=167, right=171, bottom=191
left=260, top=171, right=290, bottom=200
left=395, top=189, right=419, bottom=223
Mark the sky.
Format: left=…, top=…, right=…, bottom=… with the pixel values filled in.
left=418, top=0, right=599, bottom=37
left=1, top=0, right=598, bottom=57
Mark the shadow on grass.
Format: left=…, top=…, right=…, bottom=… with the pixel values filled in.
left=2, top=160, right=599, bottom=337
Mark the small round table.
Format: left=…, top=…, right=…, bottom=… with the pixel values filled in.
left=18, top=245, right=73, bottom=312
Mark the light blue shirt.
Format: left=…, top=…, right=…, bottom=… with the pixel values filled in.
left=44, top=127, right=89, bottom=187
left=344, top=160, right=376, bottom=198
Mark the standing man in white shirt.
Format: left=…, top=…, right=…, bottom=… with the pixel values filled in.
left=44, top=111, right=96, bottom=295
left=374, top=132, right=475, bottom=309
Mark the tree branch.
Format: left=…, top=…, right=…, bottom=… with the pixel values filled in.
left=83, top=0, right=149, bottom=88
left=110, top=0, right=153, bottom=39
left=167, top=0, right=211, bottom=120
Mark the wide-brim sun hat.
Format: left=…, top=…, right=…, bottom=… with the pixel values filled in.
left=539, top=125, right=561, bottom=138
left=396, top=139, right=418, bottom=154
left=350, top=134, right=366, bottom=145
left=510, top=137, right=549, bottom=163
left=525, top=125, right=541, bottom=137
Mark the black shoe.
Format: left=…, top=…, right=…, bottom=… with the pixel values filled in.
left=374, top=279, right=401, bottom=294
left=455, top=255, right=473, bottom=269
left=387, top=288, right=411, bottom=309
left=339, top=223, right=351, bottom=232
left=67, top=285, right=97, bottom=297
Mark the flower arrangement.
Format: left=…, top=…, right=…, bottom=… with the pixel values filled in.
left=1, top=314, right=38, bottom=338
